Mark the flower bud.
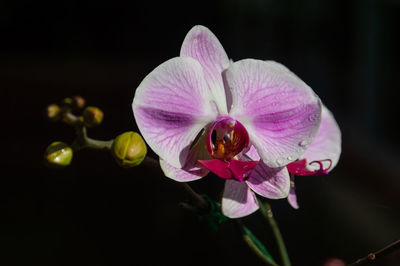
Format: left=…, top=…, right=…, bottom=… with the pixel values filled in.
left=44, top=141, right=73, bottom=167
left=72, top=95, right=86, bottom=109
left=46, top=104, right=61, bottom=121
left=62, top=97, right=73, bottom=106
left=61, top=96, right=85, bottom=109
left=111, top=132, right=147, bottom=168
left=82, top=106, right=103, bottom=127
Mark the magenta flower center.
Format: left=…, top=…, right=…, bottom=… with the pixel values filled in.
left=206, top=117, right=249, bottom=161
left=199, top=117, right=258, bottom=182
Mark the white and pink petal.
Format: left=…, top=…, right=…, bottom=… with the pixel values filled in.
left=180, top=25, right=230, bottom=114
left=246, top=161, right=290, bottom=199
left=159, top=159, right=208, bottom=182
left=244, top=145, right=261, bottom=161
left=300, top=104, right=341, bottom=172
left=287, top=175, right=299, bottom=209
left=222, top=180, right=259, bottom=218
left=159, top=130, right=211, bottom=182
left=226, top=59, right=322, bottom=168
left=132, top=57, right=217, bottom=168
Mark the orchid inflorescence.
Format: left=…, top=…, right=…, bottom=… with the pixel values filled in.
left=45, top=25, right=344, bottom=265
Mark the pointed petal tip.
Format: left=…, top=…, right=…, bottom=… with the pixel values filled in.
left=180, top=25, right=230, bottom=114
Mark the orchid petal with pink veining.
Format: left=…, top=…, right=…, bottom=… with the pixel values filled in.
left=133, top=57, right=216, bottom=168
left=225, top=59, right=321, bottom=168
left=181, top=25, right=230, bottom=114
left=222, top=180, right=259, bottom=218
left=246, top=161, right=290, bottom=199
left=300, top=104, right=341, bottom=171
left=160, top=132, right=211, bottom=182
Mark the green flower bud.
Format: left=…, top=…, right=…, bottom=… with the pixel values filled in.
left=82, top=106, right=103, bottom=127
left=46, top=104, right=61, bottom=121
left=111, top=132, right=147, bottom=168
left=62, top=97, right=73, bottom=106
left=44, top=141, right=73, bottom=167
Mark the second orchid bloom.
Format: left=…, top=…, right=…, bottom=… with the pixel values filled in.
left=132, top=25, right=341, bottom=218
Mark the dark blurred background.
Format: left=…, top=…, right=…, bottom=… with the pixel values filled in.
left=1, top=0, right=400, bottom=265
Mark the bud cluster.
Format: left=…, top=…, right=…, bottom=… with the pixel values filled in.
left=44, top=96, right=147, bottom=168
left=45, top=96, right=104, bottom=127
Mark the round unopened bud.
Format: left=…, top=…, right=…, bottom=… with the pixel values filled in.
left=72, top=95, right=86, bottom=109
left=46, top=104, right=61, bottom=121
left=111, top=132, right=147, bottom=168
left=44, top=141, right=73, bottom=167
left=82, top=106, right=103, bottom=127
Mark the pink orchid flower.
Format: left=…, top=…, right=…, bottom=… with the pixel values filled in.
left=132, top=25, right=323, bottom=218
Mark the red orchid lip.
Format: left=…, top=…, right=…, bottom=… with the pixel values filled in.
left=198, top=159, right=258, bottom=182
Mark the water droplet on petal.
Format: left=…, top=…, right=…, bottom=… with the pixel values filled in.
left=276, top=158, right=284, bottom=165
left=299, top=140, right=309, bottom=147
left=287, top=155, right=292, bottom=161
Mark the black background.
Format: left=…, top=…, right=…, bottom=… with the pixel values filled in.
left=1, top=0, right=400, bottom=265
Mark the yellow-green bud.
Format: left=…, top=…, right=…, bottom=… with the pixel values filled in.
left=62, top=97, right=73, bottom=106
left=82, top=106, right=103, bottom=127
left=111, top=132, right=147, bottom=168
left=46, top=104, right=61, bottom=121
left=44, top=141, right=73, bottom=167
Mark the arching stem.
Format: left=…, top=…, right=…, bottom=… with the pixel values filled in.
left=258, top=199, right=291, bottom=266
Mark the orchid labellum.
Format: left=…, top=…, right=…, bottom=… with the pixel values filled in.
left=132, top=25, right=340, bottom=218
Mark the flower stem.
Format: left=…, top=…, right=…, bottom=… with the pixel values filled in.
left=347, top=239, right=400, bottom=265
left=237, top=220, right=279, bottom=266
left=80, top=126, right=113, bottom=150
left=65, top=110, right=113, bottom=151
left=258, top=199, right=291, bottom=266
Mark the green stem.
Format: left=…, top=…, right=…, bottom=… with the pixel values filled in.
left=258, top=199, right=291, bottom=266
left=237, top=220, right=278, bottom=266
left=62, top=109, right=82, bottom=126
left=61, top=110, right=113, bottom=151
left=79, top=126, right=113, bottom=150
